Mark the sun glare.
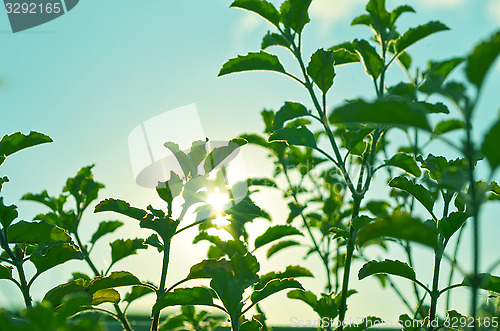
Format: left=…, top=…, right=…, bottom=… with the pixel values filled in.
left=206, top=191, right=230, bottom=213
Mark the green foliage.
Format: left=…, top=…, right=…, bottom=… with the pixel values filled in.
left=218, top=52, right=287, bottom=77
left=358, top=259, right=416, bottom=281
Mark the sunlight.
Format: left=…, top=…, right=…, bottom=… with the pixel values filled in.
left=206, top=191, right=230, bottom=213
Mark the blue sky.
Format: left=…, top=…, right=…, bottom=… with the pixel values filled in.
left=1, top=0, right=500, bottom=326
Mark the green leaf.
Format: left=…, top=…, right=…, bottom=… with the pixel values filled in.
left=0, top=131, right=52, bottom=158
left=307, top=48, right=336, bottom=93
left=186, top=259, right=234, bottom=280
left=87, top=271, right=142, bottom=293
left=91, top=288, right=120, bottom=305
left=152, top=287, right=216, bottom=317
left=240, top=320, right=262, bottom=331
left=268, top=126, right=317, bottom=148
left=63, top=165, right=104, bottom=209
left=267, top=240, right=300, bottom=258
left=354, top=39, right=384, bottom=79
left=329, top=42, right=360, bottom=65
left=124, top=285, right=155, bottom=304
left=0, top=176, right=8, bottom=191
left=262, top=32, right=290, bottom=50
left=358, top=259, right=416, bottom=282
left=287, top=289, right=317, bottom=310
left=163, top=142, right=192, bottom=177
left=145, top=233, right=163, bottom=252
left=30, top=243, right=84, bottom=273
left=90, top=220, right=123, bottom=245
left=462, top=273, right=500, bottom=294
left=109, top=238, right=147, bottom=266
left=219, top=51, right=287, bottom=77
left=395, top=21, right=450, bottom=54
left=482, top=119, right=500, bottom=171
left=329, top=99, right=431, bottom=131
left=273, top=102, right=309, bottom=130
left=251, top=278, right=303, bottom=305
left=0, top=264, right=13, bottom=279
left=204, top=138, right=247, bottom=173
left=433, top=119, right=466, bottom=135
left=43, top=279, right=88, bottom=307
left=254, top=225, right=303, bottom=250
left=389, top=177, right=435, bottom=216
left=21, top=191, right=67, bottom=213
left=231, top=0, right=281, bottom=27
left=231, top=253, right=260, bottom=288
left=357, top=214, right=438, bottom=249
left=420, top=57, right=464, bottom=94
left=257, top=265, right=313, bottom=290
left=94, top=198, right=147, bottom=221
left=8, top=220, right=70, bottom=244
left=0, top=197, right=18, bottom=228
left=438, top=212, right=469, bottom=240
left=466, top=31, right=500, bottom=88
left=390, top=5, right=415, bottom=26
left=279, top=0, right=312, bottom=34
left=187, top=140, right=208, bottom=176
left=387, top=153, right=421, bottom=177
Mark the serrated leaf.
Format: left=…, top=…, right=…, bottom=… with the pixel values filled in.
left=266, top=240, right=300, bottom=258
left=273, top=102, right=309, bottom=130
left=287, top=289, right=317, bottom=310
left=91, top=288, right=120, bottom=305
left=90, top=220, right=123, bottom=245
left=389, top=177, right=435, bottom=216
left=307, top=48, right=336, bottom=93
left=466, top=31, right=500, bottom=88
left=268, top=126, right=317, bottom=148
left=482, top=119, right=500, bottom=171
left=462, top=273, right=500, bottom=294
left=358, top=259, right=416, bottom=282
left=145, top=233, right=163, bottom=252
left=21, top=191, right=67, bottom=213
left=262, top=31, right=290, bottom=50
left=357, top=214, right=438, bottom=249
left=329, top=42, right=360, bottom=65
left=43, top=279, right=88, bottom=307
left=280, top=0, right=312, bottom=34
left=30, top=243, right=83, bottom=273
left=329, top=99, right=431, bottom=131
left=109, top=238, right=147, bottom=266
left=124, top=285, right=155, bottom=304
left=420, top=57, right=464, bottom=94
left=0, top=197, right=18, bottom=228
left=254, top=225, right=303, bottom=250
left=152, top=287, right=216, bottom=317
left=257, top=265, right=313, bottom=290
left=163, top=142, right=192, bottom=177
left=0, top=131, right=52, bottom=158
left=231, top=0, right=281, bottom=27
left=438, top=212, right=469, bottom=240
left=390, top=5, right=415, bottom=26
left=0, top=264, right=13, bottom=279
left=219, top=51, right=287, bottom=77
left=433, top=119, right=466, bottom=134
left=204, top=138, right=247, bottom=173
left=94, top=198, right=147, bottom=221
left=87, top=271, right=142, bottom=293
left=8, top=220, right=70, bottom=244
left=251, top=278, right=303, bottom=304
left=388, top=153, right=421, bottom=177
left=354, top=39, right=384, bottom=79
left=395, top=21, right=450, bottom=54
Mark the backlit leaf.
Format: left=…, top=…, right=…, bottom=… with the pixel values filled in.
left=287, top=289, right=317, bottom=310
left=437, top=212, right=469, bottom=240
left=87, top=271, right=142, bottom=293
left=358, top=259, right=416, bottom=282
left=280, top=0, right=312, bottom=34
left=0, top=197, right=17, bottom=228
left=462, top=273, right=500, bottom=294
left=273, top=102, right=309, bottom=130
left=91, top=288, right=120, bottom=305
left=8, top=220, right=70, bottom=244
left=433, top=119, right=466, bottom=135
left=307, top=48, right=336, bottom=93
left=268, top=126, right=317, bottom=148
left=329, top=99, right=431, bottom=131
left=254, top=225, right=303, bottom=249
left=482, top=119, right=500, bottom=171
left=152, top=287, right=216, bottom=317
left=0, top=264, right=13, bottom=279
left=231, top=0, right=281, bottom=27
left=257, top=265, right=313, bottom=290
left=219, top=51, right=287, bottom=77
left=466, top=31, right=500, bottom=89
left=124, top=285, right=155, bottom=304
left=354, top=39, right=383, bottom=79
left=387, top=153, right=421, bottom=177
left=110, top=238, right=147, bottom=266
left=251, top=278, right=303, bottom=304
left=389, top=177, right=435, bottom=216
left=90, top=220, right=123, bottom=245
left=395, top=21, right=450, bottom=54
left=30, top=243, right=83, bottom=273
left=94, top=199, right=147, bottom=221
left=204, top=138, right=247, bottom=173
left=267, top=240, right=300, bottom=258
left=357, top=214, right=438, bottom=249
left=262, top=32, right=291, bottom=50
left=0, top=131, right=52, bottom=158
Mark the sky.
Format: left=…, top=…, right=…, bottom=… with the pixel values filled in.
left=1, top=0, right=500, bottom=327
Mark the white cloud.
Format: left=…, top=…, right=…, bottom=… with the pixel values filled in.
left=487, top=0, right=500, bottom=21
left=309, top=0, right=365, bottom=33
left=418, top=0, right=465, bottom=9
left=231, top=12, right=262, bottom=40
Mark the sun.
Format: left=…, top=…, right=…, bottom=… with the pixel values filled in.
left=206, top=191, right=230, bottom=213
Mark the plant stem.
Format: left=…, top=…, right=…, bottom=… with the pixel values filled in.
left=151, top=238, right=172, bottom=331
left=429, top=239, right=444, bottom=328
